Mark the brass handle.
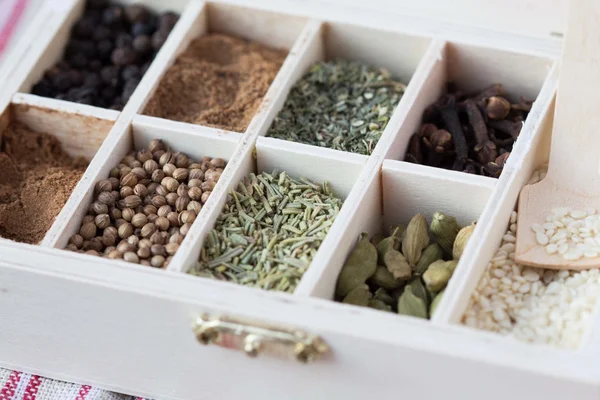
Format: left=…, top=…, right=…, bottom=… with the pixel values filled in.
left=192, top=314, right=329, bottom=363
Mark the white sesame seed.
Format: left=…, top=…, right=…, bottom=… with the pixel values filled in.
left=536, top=232, right=549, bottom=245
left=571, top=210, right=587, bottom=219
left=545, top=243, right=558, bottom=254
left=558, top=243, right=569, bottom=254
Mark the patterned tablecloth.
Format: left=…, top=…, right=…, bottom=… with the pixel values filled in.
left=0, top=1, right=150, bottom=399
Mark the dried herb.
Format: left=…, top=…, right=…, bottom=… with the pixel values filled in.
left=405, top=83, right=533, bottom=177
left=267, top=60, right=406, bottom=155
left=191, top=170, right=343, bottom=293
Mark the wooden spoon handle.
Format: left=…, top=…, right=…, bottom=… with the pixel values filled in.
left=548, top=0, right=600, bottom=192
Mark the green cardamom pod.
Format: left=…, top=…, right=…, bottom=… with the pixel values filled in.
left=397, top=286, right=428, bottom=318
left=389, top=224, right=406, bottom=241
left=407, top=276, right=429, bottom=305
left=402, top=213, right=429, bottom=267
left=453, top=223, right=476, bottom=260
left=383, top=249, right=412, bottom=280
left=335, top=233, right=377, bottom=298
left=373, top=287, right=395, bottom=306
left=445, top=260, right=458, bottom=274
left=414, top=243, right=443, bottom=274
left=342, top=284, right=371, bottom=306
left=369, top=265, right=404, bottom=289
left=390, top=286, right=405, bottom=309
left=430, top=211, right=461, bottom=255
left=422, top=260, right=453, bottom=293
left=371, top=233, right=385, bottom=247
left=376, top=236, right=399, bottom=263
left=430, top=289, right=444, bottom=316
left=368, top=298, right=393, bottom=312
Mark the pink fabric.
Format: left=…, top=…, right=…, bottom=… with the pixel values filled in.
left=0, top=368, right=151, bottom=400
left=0, top=0, right=29, bottom=55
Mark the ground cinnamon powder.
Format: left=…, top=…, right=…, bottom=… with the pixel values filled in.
left=144, top=33, right=287, bottom=132
left=0, top=122, right=88, bottom=244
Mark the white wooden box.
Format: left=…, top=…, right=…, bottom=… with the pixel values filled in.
left=2, top=0, right=597, bottom=399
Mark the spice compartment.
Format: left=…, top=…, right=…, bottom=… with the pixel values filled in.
left=173, top=134, right=369, bottom=287
left=304, top=157, right=495, bottom=301
left=49, top=111, right=242, bottom=269
left=0, top=95, right=117, bottom=246
left=136, top=1, right=309, bottom=134
left=384, top=41, right=555, bottom=177
left=255, top=20, right=433, bottom=156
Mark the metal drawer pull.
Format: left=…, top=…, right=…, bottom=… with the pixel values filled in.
left=193, top=314, right=329, bottom=363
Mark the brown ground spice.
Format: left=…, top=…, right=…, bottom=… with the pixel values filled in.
left=0, top=122, right=88, bottom=244
left=144, top=33, right=287, bottom=132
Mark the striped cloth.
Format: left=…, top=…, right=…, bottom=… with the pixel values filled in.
left=0, top=369, right=149, bottom=400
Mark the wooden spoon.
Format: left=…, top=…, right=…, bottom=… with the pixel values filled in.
left=515, top=0, right=600, bottom=269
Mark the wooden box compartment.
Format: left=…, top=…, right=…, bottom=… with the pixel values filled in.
left=0, top=97, right=117, bottom=246
left=3, top=1, right=600, bottom=399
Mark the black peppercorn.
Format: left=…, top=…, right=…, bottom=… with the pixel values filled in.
left=151, top=30, right=169, bottom=50
left=101, top=86, right=117, bottom=102
left=131, top=22, right=154, bottom=37
left=65, top=39, right=81, bottom=57
left=121, top=65, right=140, bottom=81
left=92, top=25, right=112, bottom=41
left=109, top=101, right=123, bottom=111
left=124, top=4, right=150, bottom=24
left=52, top=71, right=72, bottom=91
left=69, top=69, right=84, bottom=86
left=132, top=35, right=151, bottom=55
left=100, top=65, right=121, bottom=87
left=158, top=12, right=178, bottom=33
left=79, top=40, right=96, bottom=58
left=97, top=39, right=113, bottom=59
left=83, top=72, right=103, bottom=89
left=67, top=53, right=88, bottom=69
left=111, top=47, right=136, bottom=66
left=67, top=87, right=97, bottom=105
left=86, top=0, right=108, bottom=10
left=115, top=33, right=133, bottom=49
left=73, top=18, right=95, bottom=39
left=102, top=6, right=124, bottom=26
left=122, top=78, right=140, bottom=104
left=88, top=59, right=103, bottom=72
left=31, top=79, right=56, bottom=97
left=140, top=62, right=151, bottom=76
left=30, top=1, right=178, bottom=109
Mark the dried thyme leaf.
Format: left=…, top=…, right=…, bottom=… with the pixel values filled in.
left=190, top=170, right=343, bottom=293
left=266, top=60, right=406, bottom=155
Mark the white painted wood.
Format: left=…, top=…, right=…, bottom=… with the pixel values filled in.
left=206, top=2, right=308, bottom=50
left=515, top=0, right=600, bottom=270
left=256, top=137, right=367, bottom=199
left=382, top=160, right=495, bottom=227
left=11, top=94, right=118, bottom=160
left=4, top=0, right=600, bottom=398
left=0, top=243, right=599, bottom=399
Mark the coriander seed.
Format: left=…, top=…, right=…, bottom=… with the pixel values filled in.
left=80, top=222, right=97, bottom=240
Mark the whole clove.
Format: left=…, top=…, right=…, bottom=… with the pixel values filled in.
left=405, top=83, right=533, bottom=178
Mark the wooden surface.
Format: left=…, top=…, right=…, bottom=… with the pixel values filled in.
left=516, top=0, right=600, bottom=269
left=2, top=0, right=600, bottom=399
